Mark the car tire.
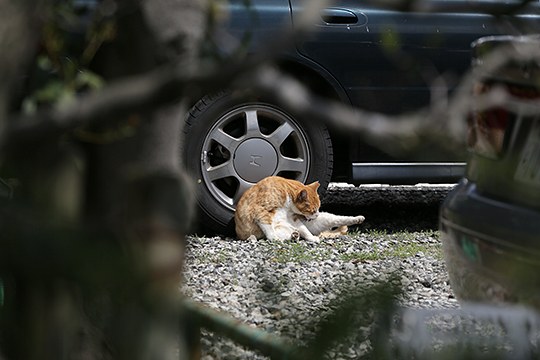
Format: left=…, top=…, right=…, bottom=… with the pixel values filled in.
left=183, top=92, right=333, bottom=235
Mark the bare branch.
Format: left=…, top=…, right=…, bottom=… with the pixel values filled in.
left=6, top=34, right=540, bottom=157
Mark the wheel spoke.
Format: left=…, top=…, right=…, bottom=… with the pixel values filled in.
left=206, top=161, right=234, bottom=182
left=244, top=110, right=261, bottom=136
left=267, top=122, right=294, bottom=147
left=233, top=179, right=253, bottom=204
left=209, top=128, right=241, bottom=149
left=276, top=156, right=306, bottom=173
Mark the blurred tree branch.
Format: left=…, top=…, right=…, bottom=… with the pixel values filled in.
left=6, top=40, right=540, bottom=159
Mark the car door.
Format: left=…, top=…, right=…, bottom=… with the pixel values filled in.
left=290, top=0, right=540, bottom=114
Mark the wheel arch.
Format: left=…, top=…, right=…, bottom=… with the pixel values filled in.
left=184, top=57, right=354, bottom=184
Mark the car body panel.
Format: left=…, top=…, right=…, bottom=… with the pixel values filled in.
left=290, top=0, right=540, bottom=114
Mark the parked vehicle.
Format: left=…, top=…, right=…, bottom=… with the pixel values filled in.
left=183, top=0, right=540, bottom=233
left=440, top=35, right=540, bottom=308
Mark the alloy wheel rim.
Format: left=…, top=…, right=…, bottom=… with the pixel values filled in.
left=200, top=104, right=310, bottom=211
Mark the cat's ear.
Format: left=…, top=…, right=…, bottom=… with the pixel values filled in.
left=308, top=181, right=320, bottom=191
left=296, top=189, right=308, bottom=202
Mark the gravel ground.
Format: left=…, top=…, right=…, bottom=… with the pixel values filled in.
left=181, top=185, right=540, bottom=358
left=181, top=229, right=460, bottom=359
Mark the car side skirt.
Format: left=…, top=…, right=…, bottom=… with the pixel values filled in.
left=352, top=162, right=466, bottom=184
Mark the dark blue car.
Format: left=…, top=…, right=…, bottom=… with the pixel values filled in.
left=182, top=0, right=540, bottom=233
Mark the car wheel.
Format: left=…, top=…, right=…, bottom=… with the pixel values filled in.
left=183, top=92, right=333, bottom=235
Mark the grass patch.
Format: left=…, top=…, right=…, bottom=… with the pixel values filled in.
left=391, top=242, right=441, bottom=259
left=340, top=230, right=442, bottom=262
left=266, top=241, right=331, bottom=263
left=197, top=249, right=230, bottom=263
left=265, top=232, right=442, bottom=264
left=188, top=230, right=442, bottom=264
left=349, top=228, right=388, bottom=238
left=340, top=241, right=442, bottom=262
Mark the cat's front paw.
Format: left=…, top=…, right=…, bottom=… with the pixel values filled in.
left=355, top=215, right=365, bottom=224
left=291, top=230, right=300, bottom=241
left=307, top=235, right=320, bottom=243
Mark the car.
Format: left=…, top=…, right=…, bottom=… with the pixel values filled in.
left=182, top=0, right=540, bottom=234
left=440, top=35, right=540, bottom=308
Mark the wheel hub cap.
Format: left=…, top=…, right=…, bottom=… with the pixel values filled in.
left=233, top=138, right=278, bottom=183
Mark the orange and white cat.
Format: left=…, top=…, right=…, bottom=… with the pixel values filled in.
left=235, top=176, right=365, bottom=241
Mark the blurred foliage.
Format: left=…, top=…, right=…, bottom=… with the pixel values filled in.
left=381, top=27, right=401, bottom=54
left=199, top=0, right=256, bottom=64
left=21, top=0, right=114, bottom=113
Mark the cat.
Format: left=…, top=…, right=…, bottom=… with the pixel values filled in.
left=234, top=176, right=365, bottom=242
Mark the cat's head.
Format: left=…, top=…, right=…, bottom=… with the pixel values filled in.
left=294, top=181, right=320, bottom=220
